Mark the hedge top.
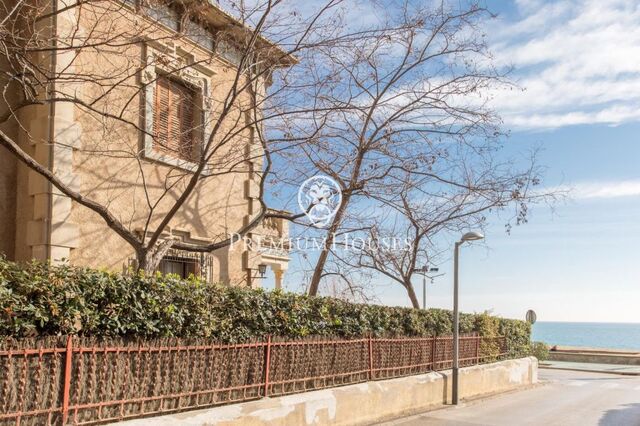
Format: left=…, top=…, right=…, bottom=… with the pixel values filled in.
left=0, top=257, right=530, bottom=356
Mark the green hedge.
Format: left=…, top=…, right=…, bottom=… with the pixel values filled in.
left=530, top=341, right=550, bottom=361
left=0, top=258, right=531, bottom=356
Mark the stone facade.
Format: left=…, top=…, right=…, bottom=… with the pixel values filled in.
left=0, top=0, right=290, bottom=287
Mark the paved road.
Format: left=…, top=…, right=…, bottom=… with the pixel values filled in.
left=379, top=369, right=640, bottom=426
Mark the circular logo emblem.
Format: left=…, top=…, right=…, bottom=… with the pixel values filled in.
left=297, top=175, right=342, bottom=228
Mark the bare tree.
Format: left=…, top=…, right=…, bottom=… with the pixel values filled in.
left=0, top=0, right=344, bottom=272
left=271, top=1, right=552, bottom=296
left=334, top=157, right=556, bottom=308
left=0, top=0, right=559, bottom=296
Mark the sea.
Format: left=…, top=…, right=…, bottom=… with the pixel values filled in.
left=532, top=321, right=640, bottom=351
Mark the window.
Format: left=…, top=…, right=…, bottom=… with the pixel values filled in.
left=158, top=256, right=199, bottom=279
left=129, top=0, right=215, bottom=52
left=184, top=19, right=215, bottom=51
left=143, top=2, right=179, bottom=31
left=156, top=250, right=214, bottom=281
left=142, top=47, right=211, bottom=171
left=153, top=75, right=198, bottom=162
left=217, top=39, right=243, bottom=65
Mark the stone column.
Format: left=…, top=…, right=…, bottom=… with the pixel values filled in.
left=25, top=0, right=81, bottom=263
left=274, top=269, right=284, bottom=290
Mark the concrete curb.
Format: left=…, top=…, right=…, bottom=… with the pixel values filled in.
left=539, top=365, right=640, bottom=376
left=548, top=345, right=640, bottom=367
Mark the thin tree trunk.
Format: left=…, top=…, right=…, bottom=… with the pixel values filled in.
left=308, top=152, right=365, bottom=296
left=136, top=238, right=177, bottom=274
left=148, top=238, right=177, bottom=273
left=135, top=247, right=149, bottom=273
left=405, top=282, right=420, bottom=309
left=307, top=194, right=350, bottom=295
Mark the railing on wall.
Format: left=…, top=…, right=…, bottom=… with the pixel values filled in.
left=0, top=334, right=507, bottom=425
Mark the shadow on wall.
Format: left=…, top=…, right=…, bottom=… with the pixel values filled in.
left=440, top=372, right=449, bottom=404
left=70, top=145, right=242, bottom=272
left=599, top=403, right=640, bottom=426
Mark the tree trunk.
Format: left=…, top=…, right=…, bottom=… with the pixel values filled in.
left=135, top=247, right=149, bottom=273
left=135, top=238, right=176, bottom=275
left=405, top=282, right=421, bottom=309
left=308, top=245, right=330, bottom=295
left=307, top=195, right=350, bottom=296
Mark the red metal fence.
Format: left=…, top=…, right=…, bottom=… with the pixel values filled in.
left=0, top=334, right=507, bottom=425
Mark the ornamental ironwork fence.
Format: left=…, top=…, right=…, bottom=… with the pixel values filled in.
left=0, top=334, right=506, bottom=425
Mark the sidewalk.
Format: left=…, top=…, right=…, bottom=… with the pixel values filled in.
left=377, top=369, right=640, bottom=426
left=540, top=360, right=640, bottom=376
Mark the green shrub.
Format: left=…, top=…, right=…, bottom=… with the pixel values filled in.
left=0, top=258, right=531, bottom=354
left=529, top=341, right=550, bottom=361
left=498, top=317, right=532, bottom=358
left=474, top=311, right=501, bottom=361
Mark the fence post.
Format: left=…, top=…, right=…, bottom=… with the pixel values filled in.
left=62, top=336, right=73, bottom=425
left=368, top=335, right=374, bottom=380
left=431, top=336, right=437, bottom=370
left=475, top=336, right=480, bottom=364
left=263, top=335, right=272, bottom=398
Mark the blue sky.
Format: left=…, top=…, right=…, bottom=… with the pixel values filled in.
left=456, top=0, right=640, bottom=323
left=264, top=0, right=640, bottom=323
left=376, top=122, right=640, bottom=323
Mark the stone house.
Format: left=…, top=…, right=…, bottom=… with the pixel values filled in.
left=0, top=0, right=291, bottom=288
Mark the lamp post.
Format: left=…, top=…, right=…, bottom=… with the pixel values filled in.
left=414, top=266, right=443, bottom=309
left=423, top=272, right=427, bottom=309
left=452, top=231, right=484, bottom=405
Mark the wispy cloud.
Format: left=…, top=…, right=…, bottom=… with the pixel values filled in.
left=557, top=180, right=640, bottom=200
left=487, top=0, right=640, bottom=130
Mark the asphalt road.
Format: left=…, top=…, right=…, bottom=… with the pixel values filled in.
left=378, top=369, right=640, bottom=426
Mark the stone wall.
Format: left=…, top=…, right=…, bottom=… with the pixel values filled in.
left=549, top=348, right=640, bottom=366
left=116, top=357, right=538, bottom=426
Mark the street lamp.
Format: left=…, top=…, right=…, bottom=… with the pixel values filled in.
left=415, top=265, right=443, bottom=309
left=452, top=231, right=484, bottom=405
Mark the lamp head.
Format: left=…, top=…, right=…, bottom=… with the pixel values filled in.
left=258, top=264, right=267, bottom=277
left=460, top=231, right=484, bottom=242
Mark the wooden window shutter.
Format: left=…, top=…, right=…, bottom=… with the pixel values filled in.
left=153, top=75, right=197, bottom=162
